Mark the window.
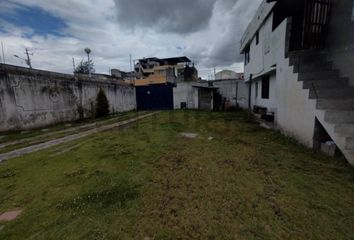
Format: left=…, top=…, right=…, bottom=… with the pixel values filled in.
left=256, top=31, right=259, bottom=45
left=261, top=76, right=270, bottom=99
left=245, top=46, right=250, bottom=65
left=255, top=82, right=258, bottom=98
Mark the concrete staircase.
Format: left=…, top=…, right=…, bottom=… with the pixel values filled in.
left=289, top=50, right=354, bottom=165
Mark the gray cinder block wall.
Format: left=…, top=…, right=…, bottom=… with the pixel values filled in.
left=0, top=64, right=136, bottom=132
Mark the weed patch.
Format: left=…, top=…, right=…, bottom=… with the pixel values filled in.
left=0, top=169, right=16, bottom=179
left=57, top=180, right=140, bottom=213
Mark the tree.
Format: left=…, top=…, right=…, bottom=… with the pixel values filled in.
left=74, top=59, right=95, bottom=74
left=95, top=89, right=110, bottom=118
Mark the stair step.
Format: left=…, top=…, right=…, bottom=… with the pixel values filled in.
left=325, top=110, right=354, bottom=124
left=309, top=87, right=354, bottom=99
left=293, top=62, right=332, bottom=73
left=317, top=99, right=354, bottom=110
left=289, top=50, right=326, bottom=59
left=335, top=124, right=354, bottom=135
left=289, top=52, right=327, bottom=65
left=303, top=78, right=348, bottom=90
left=290, top=57, right=327, bottom=67
left=289, top=49, right=325, bottom=56
left=298, top=70, right=339, bottom=81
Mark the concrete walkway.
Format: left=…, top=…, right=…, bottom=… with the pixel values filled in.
left=0, top=112, right=156, bottom=163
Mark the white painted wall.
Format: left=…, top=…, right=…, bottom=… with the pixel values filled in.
left=243, top=14, right=318, bottom=147
left=173, top=82, right=199, bottom=109
left=212, top=80, right=249, bottom=109
left=244, top=13, right=281, bottom=81
left=251, top=74, right=277, bottom=112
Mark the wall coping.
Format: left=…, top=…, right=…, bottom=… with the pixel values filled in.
left=0, top=64, right=132, bottom=86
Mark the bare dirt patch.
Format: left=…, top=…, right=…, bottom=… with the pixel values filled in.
left=0, top=210, right=22, bottom=222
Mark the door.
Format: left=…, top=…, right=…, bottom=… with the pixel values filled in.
left=198, top=88, right=212, bottom=111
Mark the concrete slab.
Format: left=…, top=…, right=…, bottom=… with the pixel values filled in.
left=180, top=133, right=198, bottom=139
left=0, top=210, right=22, bottom=222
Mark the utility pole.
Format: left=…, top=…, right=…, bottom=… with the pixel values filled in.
left=14, top=47, right=33, bottom=69
left=214, top=67, right=216, bottom=80
left=25, top=48, right=32, bottom=69
left=72, top=58, right=76, bottom=73
left=84, top=48, right=91, bottom=77
left=129, top=54, right=132, bottom=72
left=1, top=42, right=5, bottom=64
left=129, top=54, right=132, bottom=82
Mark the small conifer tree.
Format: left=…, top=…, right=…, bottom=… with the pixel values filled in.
left=95, top=89, right=110, bottom=118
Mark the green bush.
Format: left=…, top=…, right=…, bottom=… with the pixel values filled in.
left=95, top=89, right=110, bottom=118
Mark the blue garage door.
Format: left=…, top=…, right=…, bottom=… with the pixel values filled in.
left=136, top=83, right=174, bottom=110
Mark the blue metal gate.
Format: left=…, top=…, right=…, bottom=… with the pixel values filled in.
left=136, top=83, right=174, bottom=110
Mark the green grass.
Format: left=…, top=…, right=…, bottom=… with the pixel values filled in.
left=0, top=111, right=353, bottom=239
left=0, top=111, right=146, bottom=154
left=0, top=111, right=142, bottom=145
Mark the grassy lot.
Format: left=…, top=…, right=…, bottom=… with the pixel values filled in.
left=0, top=111, right=353, bottom=239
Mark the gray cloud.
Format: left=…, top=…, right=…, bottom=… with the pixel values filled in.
left=114, top=0, right=261, bottom=69
left=114, top=0, right=216, bottom=34
left=204, top=0, right=261, bottom=67
left=2, top=0, right=262, bottom=78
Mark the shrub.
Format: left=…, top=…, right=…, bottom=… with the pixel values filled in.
left=95, top=89, right=110, bottom=118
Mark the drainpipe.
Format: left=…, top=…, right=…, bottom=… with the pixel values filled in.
left=235, top=81, right=239, bottom=110
left=248, top=74, right=253, bottom=120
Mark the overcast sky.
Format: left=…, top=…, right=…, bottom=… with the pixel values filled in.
left=0, top=0, right=261, bottom=78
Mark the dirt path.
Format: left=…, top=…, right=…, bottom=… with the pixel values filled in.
left=0, top=112, right=156, bottom=162
left=0, top=112, right=147, bottom=150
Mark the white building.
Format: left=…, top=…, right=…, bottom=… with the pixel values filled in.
left=173, top=79, right=249, bottom=111
left=215, top=70, right=244, bottom=81
left=240, top=0, right=354, bottom=165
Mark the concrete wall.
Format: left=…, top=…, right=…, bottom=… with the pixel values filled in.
left=240, top=0, right=276, bottom=51
left=244, top=12, right=280, bottom=81
left=250, top=74, right=277, bottom=112
left=0, top=64, right=136, bottom=132
left=211, top=80, right=249, bottom=109
left=173, top=82, right=199, bottom=109
left=326, top=0, right=354, bottom=85
left=244, top=15, right=318, bottom=146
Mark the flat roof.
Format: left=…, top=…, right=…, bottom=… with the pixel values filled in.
left=138, top=56, right=192, bottom=65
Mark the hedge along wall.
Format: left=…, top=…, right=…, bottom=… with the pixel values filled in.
left=0, top=64, right=136, bottom=132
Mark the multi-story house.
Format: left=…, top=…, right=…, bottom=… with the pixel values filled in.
left=131, top=56, right=198, bottom=86
left=240, top=0, right=354, bottom=165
